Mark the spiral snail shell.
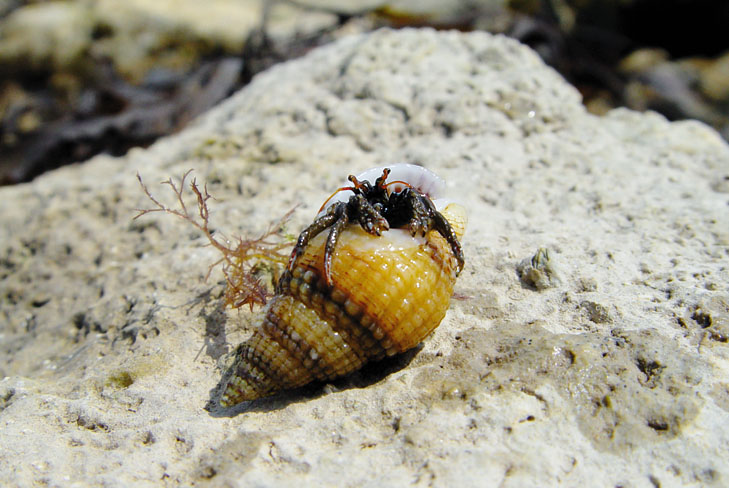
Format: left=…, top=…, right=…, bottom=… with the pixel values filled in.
left=218, top=164, right=466, bottom=407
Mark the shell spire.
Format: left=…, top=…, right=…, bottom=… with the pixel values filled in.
left=217, top=165, right=466, bottom=407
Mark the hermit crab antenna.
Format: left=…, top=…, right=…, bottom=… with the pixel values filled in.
left=317, top=186, right=356, bottom=214
left=374, top=168, right=391, bottom=189
left=384, top=180, right=414, bottom=195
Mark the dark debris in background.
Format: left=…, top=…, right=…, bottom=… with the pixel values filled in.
left=1, top=0, right=728, bottom=185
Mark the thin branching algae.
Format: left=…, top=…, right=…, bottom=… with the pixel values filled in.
left=135, top=170, right=294, bottom=310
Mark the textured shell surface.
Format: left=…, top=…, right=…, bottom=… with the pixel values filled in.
left=218, top=167, right=466, bottom=407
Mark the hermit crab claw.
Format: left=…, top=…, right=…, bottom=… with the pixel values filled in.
left=366, top=215, right=389, bottom=236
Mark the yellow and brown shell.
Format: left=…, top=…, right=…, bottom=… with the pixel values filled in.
left=218, top=168, right=466, bottom=407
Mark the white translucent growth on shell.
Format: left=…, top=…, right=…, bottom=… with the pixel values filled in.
left=316, top=163, right=455, bottom=218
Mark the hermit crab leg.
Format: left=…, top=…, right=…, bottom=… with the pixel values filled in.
left=429, top=205, right=465, bottom=275
left=323, top=203, right=349, bottom=286
left=287, top=208, right=339, bottom=273
left=388, top=188, right=464, bottom=275
left=402, top=188, right=431, bottom=237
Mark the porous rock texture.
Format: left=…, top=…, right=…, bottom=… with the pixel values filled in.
left=1, top=28, right=728, bottom=487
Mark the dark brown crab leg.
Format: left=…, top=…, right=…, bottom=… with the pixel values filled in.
left=417, top=193, right=464, bottom=275
left=402, top=188, right=431, bottom=237
left=287, top=194, right=389, bottom=287
left=321, top=194, right=388, bottom=286
left=322, top=203, right=349, bottom=286
left=286, top=206, right=339, bottom=274
left=388, top=188, right=464, bottom=275
left=431, top=208, right=465, bottom=275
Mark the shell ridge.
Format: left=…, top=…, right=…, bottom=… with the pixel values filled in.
left=257, top=313, right=314, bottom=389
left=234, top=332, right=298, bottom=396
left=238, top=349, right=280, bottom=395
left=222, top=346, right=276, bottom=404
left=276, top=297, right=353, bottom=381
left=294, top=264, right=388, bottom=363
left=265, top=298, right=330, bottom=381
left=333, top=237, right=453, bottom=355
left=274, top=263, right=398, bottom=381
left=328, top=259, right=407, bottom=358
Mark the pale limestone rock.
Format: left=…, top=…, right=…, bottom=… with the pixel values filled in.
left=1, top=28, right=728, bottom=487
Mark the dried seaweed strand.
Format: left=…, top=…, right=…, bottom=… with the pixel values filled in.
left=134, top=170, right=294, bottom=310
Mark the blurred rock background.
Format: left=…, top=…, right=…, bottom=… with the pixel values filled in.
left=1, top=0, right=728, bottom=184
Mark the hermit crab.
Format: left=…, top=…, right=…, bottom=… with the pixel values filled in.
left=218, top=164, right=466, bottom=407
